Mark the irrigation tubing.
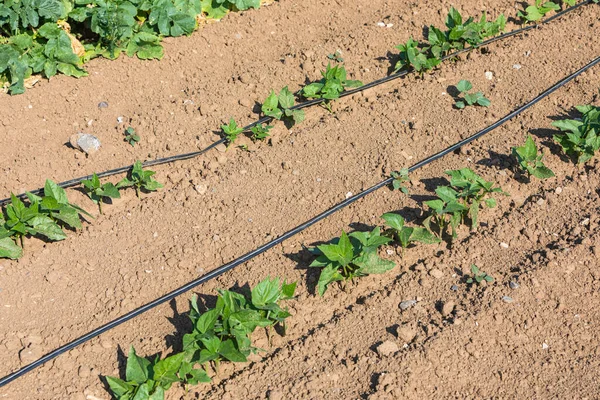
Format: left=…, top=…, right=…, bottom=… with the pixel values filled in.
left=1, top=52, right=598, bottom=388
left=0, top=0, right=593, bottom=207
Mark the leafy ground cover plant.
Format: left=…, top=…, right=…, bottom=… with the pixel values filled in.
left=107, top=277, right=296, bottom=399
left=0, top=0, right=265, bottom=94
left=517, top=0, right=560, bottom=22
left=381, top=213, right=440, bottom=256
left=454, top=80, right=490, bottom=108
left=117, top=161, right=163, bottom=197
left=466, top=264, right=494, bottom=284
left=309, top=229, right=395, bottom=296
left=390, top=168, right=410, bottom=193
left=424, top=169, right=506, bottom=239
left=249, top=124, right=273, bottom=141
left=394, top=38, right=440, bottom=74
left=300, top=64, right=362, bottom=105
left=552, top=105, right=600, bottom=164
left=261, top=87, right=305, bottom=127
left=327, top=50, right=344, bottom=63
left=82, top=173, right=121, bottom=214
left=428, top=7, right=506, bottom=57
left=124, top=127, right=140, bottom=147
left=512, top=135, right=555, bottom=179
left=0, top=179, right=90, bottom=253
left=221, top=118, right=244, bottom=145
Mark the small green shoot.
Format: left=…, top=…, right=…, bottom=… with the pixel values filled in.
left=221, top=118, right=244, bottom=145
left=82, top=173, right=121, bottom=214
left=249, top=124, right=273, bottom=141
left=301, top=64, right=363, bottom=105
left=327, top=50, right=344, bottom=63
left=261, top=87, right=305, bottom=127
left=466, top=264, right=494, bottom=284
left=454, top=80, right=490, bottom=109
left=552, top=105, right=600, bottom=164
left=512, top=135, right=555, bottom=179
left=309, top=229, right=395, bottom=296
left=390, top=168, right=410, bottom=194
left=124, top=127, right=140, bottom=147
left=117, top=161, right=163, bottom=197
left=517, top=0, right=560, bottom=22
left=394, top=38, right=440, bottom=74
left=381, top=213, right=440, bottom=256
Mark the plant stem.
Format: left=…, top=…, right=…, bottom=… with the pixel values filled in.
left=19, top=235, right=24, bottom=249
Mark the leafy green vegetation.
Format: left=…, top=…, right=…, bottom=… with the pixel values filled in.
left=249, top=124, right=273, bottom=141
left=0, top=180, right=89, bottom=256
left=424, top=169, right=506, bottom=239
left=0, top=0, right=265, bottom=94
left=107, top=277, right=296, bottom=399
left=466, top=264, right=494, bottom=284
left=390, top=168, right=410, bottom=194
left=261, top=87, right=305, bottom=127
left=517, top=0, right=560, bottom=22
left=82, top=173, right=121, bottom=214
left=327, top=50, right=344, bottom=63
left=301, top=63, right=362, bottom=103
left=381, top=213, right=440, bottom=256
left=394, top=38, right=441, bottom=74
left=552, top=105, right=600, bottom=164
left=512, top=135, right=555, bottom=179
left=454, top=80, right=490, bottom=109
left=124, top=127, right=140, bottom=147
left=221, top=118, right=244, bottom=145
left=309, top=229, right=395, bottom=296
left=117, top=160, right=163, bottom=197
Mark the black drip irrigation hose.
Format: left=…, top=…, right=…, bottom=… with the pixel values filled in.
left=1, top=53, right=598, bottom=388
left=0, top=0, right=592, bottom=207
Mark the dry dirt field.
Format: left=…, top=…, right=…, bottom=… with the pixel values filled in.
left=1, top=0, right=600, bottom=399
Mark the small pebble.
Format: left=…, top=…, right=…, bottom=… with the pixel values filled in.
left=484, top=71, right=493, bottom=80
left=513, top=64, right=522, bottom=70
left=212, top=234, right=220, bottom=242
left=345, top=192, right=353, bottom=199
left=509, top=281, right=520, bottom=289
left=376, top=341, right=399, bottom=357
left=69, top=133, right=101, bottom=155
left=450, top=285, right=459, bottom=291
left=441, top=301, right=455, bottom=317
left=376, top=21, right=386, bottom=27
left=542, top=343, right=549, bottom=349
left=98, top=101, right=108, bottom=109
left=117, top=116, right=124, bottom=124
left=500, top=242, right=509, bottom=248
left=502, top=296, right=513, bottom=303
left=194, top=184, right=208, bottom=195
left=555, top=187, right=563, bottom=194
left=399, top=299, right=417, bottom=311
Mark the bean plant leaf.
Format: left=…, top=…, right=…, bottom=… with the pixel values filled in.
left=126, top=346, right=151, bottom=385
left=0, top=237, right=22, bottom=259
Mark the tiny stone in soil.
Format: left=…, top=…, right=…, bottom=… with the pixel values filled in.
left=97, top=101, right=108, bottom=109
left=502, top=296, right=514, bottom=303
left=376, top=341, right=399, bottom=357
left=450, top=285, right=459, bottom=291
left=441, top=301, right=455, bottom=317
left=399, top=299, right=417, bottom=311
left=509, top=281, right=520, bottom=289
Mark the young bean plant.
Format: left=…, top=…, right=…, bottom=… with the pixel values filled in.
left=454, top=80, right=490, bottom=108
left=390, top=168, right=410, bottom=193
left=381, top=213, right=440, bottom=256
left=301, top=64, right=363, bottom=106
left=221, top=118, right=244, bottom=145
left=261, top=87, right=305, bottom=127
left=250, top=124, right=273, bottom=141
left=117, top=161, right=163, bottom=197
left=394, top=38, right=440, bottom=74
left=552, top=105, right=600, bottom=164
left=309, top=229, right=395, bottom=296
left=82, top=173, right=121, bottom=214
left=512, top=135, right=555, bottom=179
left=124, top=127, right=140, bottom=147
left=466, top=264, right=494, bottom=284
left=517, top=0, right=560, bottom=22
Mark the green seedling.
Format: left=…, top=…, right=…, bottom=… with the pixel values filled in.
left=250, top=277, right=297, bottom=337
left=82, top=173, right=121, bottom=214
left=466, top=264, right=494, bottom=284
left=390, top=168, right=410, bottom=194
left=517, top=0, right=560, bottom=22
left=117, top=160, right=163, bottom=197
left=221, top=118, right=244, bottom=145
left=562, top=0, right=576, bottom=5
left=552, top=105, right=600, bottom=164
left=394, top=38, right=440, bottom=74
left=124, top=127, right=140, bottom=146
left=381, top=213, right=440, bottom=256
left=0, top=193, right=66, bottom=248
left=261, top=87, right=305, bottom=127
left=424, top=169, right=506, bottom=239
left=249, top=124, right=273, bottom=141
left=0, top=237, right=22, bottom=259
left=309, top=229, right=395, bottom=296
left=106, top=346, right=209, bottom=400
left=454, top=80, right=490, bottom=108
left=327, top=50, right=344, bottom=63
left=301, top=64, right=362, bottom=106
left=428, top=8, right=506, bottom=57
left=512, top=135, right=555, bottom=179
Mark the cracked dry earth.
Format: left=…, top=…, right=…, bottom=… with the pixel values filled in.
left=1, top=0, right=600, bottom=399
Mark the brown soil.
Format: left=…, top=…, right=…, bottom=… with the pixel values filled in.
left=1, top=0, right=600, bottom=399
